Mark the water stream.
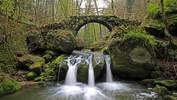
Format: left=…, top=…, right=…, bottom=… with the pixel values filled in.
left=1, top=51, right=161, bottom=100
left=65, top=56, right=82, bottom=85
left=104, top=55, right=113, bottom=82
left=87, top=55, right=95, bottom=87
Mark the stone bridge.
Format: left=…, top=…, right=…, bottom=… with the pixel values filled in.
left=41, top=16, right=140, bottom=34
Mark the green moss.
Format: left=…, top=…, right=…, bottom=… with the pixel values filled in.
left=43, top=54, right=52, bottom=62
left=0, top=77, right=21, bottom=96
left=123, top=30, right=168, bottom=47
left=77, top=63, right=88, bottom=82
left=147, top=1, right=161, bottom=19
left=49, top=55, right=68, bottom=67
left=18, top=54, right=45, bottom=74
left=29, top=62, right=43, bottom=74
left=140, top=79, right=156, bottom=87
left=27, top=72, right=37, bottom=80
left=152, top=85, right=169, bottom=96
left=147, top=0, right=177, bottom=19
left=154, top=80, right=177, bottom=90
left=164, top=95, right=177, bottom=100
left=0, top=45, right=17, bottom=73
left=37, top=55, right=68, bottom=82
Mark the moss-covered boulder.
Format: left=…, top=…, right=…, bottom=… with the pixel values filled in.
left=26, top=30, right=44, bottom=53
left=17, top=54, right=45, bottom=74
left=154, top=80, right=177, bottom=90
left=0, top=74, right=21, bottom=97
left=140, top=79, right=156, bottom=87
left=141, top=79, right=177, bottom=92
left=27, top=30, right=77, bottom=54
left=108, top=31, right=160, bottom=80
left=44, top=30, right=77, bottom=53
left=152, top=85, right=169, bottom=96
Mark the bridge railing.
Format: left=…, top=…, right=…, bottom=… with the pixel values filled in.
left=68, top=8, right=146, bottom=21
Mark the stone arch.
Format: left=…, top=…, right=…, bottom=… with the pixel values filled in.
left=41, top=16, right=140, bottom=35
left=75, top=20, right=112, bottom=35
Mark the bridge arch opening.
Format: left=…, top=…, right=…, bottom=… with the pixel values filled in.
left=77, top=22, right=111, bottom=47
left=75, top=20, right=112, bottom=34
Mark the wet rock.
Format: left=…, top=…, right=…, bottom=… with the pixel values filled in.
left=77, top=62, right=89, bottom=82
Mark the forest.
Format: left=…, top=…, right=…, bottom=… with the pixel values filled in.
left=0, top=0, right=177, bottom=100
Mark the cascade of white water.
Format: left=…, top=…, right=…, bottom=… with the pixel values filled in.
left=104, top=55, right=113, bottom=82
left=87, top=55, right=95, bottom=87
left=65, top=56, right=82, bottom=85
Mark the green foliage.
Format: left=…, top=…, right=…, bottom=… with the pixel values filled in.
left=0, top=0, right=14, bottom=15
left=36, top=55, right=68, bottom=82
left=123, top=30, right=168, bottom=47
left=27, top=72, right=37, bottom=80
left=0, top=44, right=17, bottom=73
left=77, top=23, right=111, bottom=48
left=147, top=0, right=177, bottom=19
left=154, top=80, right=177, bottom=90
left=153, top=85, right=169, bottom=95
left=0, top=75, right=21, bottom=96
left=147, top=1, right=161, bottom=19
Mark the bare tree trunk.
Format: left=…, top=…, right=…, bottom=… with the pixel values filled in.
left=52, top=0, right=55, bottom=22
left=111, top=0, right=114, bottom=15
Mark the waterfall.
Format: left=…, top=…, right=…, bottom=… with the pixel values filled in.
left=64, top=51, right=112, bottom=87
left=104, top=55, right=113, bottom=82
left=87, top=55, right=95, bottom=87
left=65, top=56, right=82, bottom=85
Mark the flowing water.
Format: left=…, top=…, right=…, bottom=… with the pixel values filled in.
left=65, top=56, right=82, bottom=85
left=1, top=51, right=162, bottom=100
left=87, top=55, right=95, bottom=87
left=104, top=55, right=113, bottom=82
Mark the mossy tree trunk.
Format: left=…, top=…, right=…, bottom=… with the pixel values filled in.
left=160, top=0, right=174, bottom=46
left=4, top=8, right=8, bottom=43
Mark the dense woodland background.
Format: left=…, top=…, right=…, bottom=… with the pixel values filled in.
left=0, top=0, right=177, bottom=98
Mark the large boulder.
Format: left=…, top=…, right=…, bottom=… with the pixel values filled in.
left=44, top=30, right=77, bottom=53
left=26, top=30, right=45, bottom=53
left=27, top=30, right=78, bottom=54
left=107, top=32, right=161, bottom=80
